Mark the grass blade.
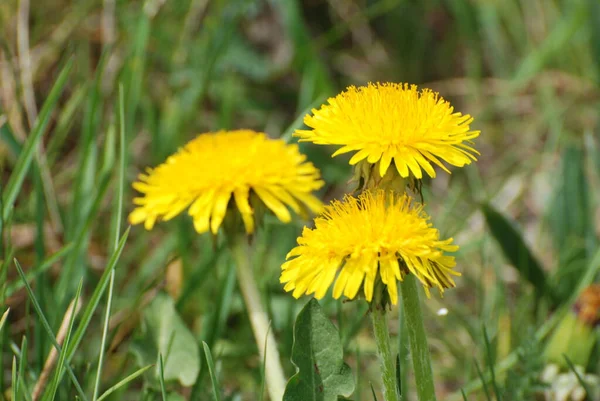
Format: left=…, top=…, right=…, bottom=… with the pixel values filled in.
left=57, top=173, right=111, bottom=300
left=12, top=356, right=17, bottom=401
left=92, top=82, right=127, bottom=401
left=111, top=84, right=126, bottom=253
left=0, top=308, right=9, bottom=332
left=564, top=354, right=592, bottom=397
left=47, top=281, right=82, bottom=400
left=158, top=354, right=167, bottom=401
left=2, top=59, right=73, bottom=223
left=482, top=203, right=558, bottom=304
left=65, top=228, right=129, bottom=366
left=0, top=120, right=23, bottom=155
left=369, top=382, right=379, bottom=401
left=13, top=259, right=88, bottom=401
left=5, top=244, right=73, bottom=298
left=482, top=326, right=501, bottom=401
left=91, top=269, right=116, bottom=401
left=17, top=336, right=27, bottom=401
left=548, top=143, right=596, bottom=299
left=202, top=342, right=222, bottom=401
left=96, top=365, right=153, bottom=401
left=473, top=359, right=491, bottom=401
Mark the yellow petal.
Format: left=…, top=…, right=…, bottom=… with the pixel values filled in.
left=210, top=190, right=231, bottom=234
left=379, top=150, right=394, bottom=177
left=289, top=191, right=324, bottom=214
left=254, top=187, right=291, bottom=223
left=268, top=186, right=301, bottom=213
left=333, top=268, right=350, bottom=299
left=394, top=156, right=409, bottom=177
left=233, top=187, right=254, bottom=234
left=189, top=191, right=215, bottom=234
left=129, top=208, right=148, bottom=225
left=348, top=148, right=371, bottom=165
left=314, top=265, right=337, bottom=299
left=363, top=260, right=378, bottom=302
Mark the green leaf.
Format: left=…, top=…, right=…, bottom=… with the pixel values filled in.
left=4, top=244, right=73, bottom=298
left=202, top=342, right=222, bottom=401
left=0, top=308, right=9, bottom=332
left=284, top=298, right=354, bottom=401
left=589, top=0, right=600, bottom=82
left=131, top=293, right=200, bottom=387
left=14, top=259, right=88, bottom=401
left=65, top=229, right=129, bottom=366
left=481, top=204, right=558, bottom=305
left=96, top=365, right=153, bottom=401
left=2, top=59, right=73, bottom=223
left=158, top=354, right=168, bottom=401
left=48, top=281, right=82, bottom=401
left=547, top=143, right=596, bottom=300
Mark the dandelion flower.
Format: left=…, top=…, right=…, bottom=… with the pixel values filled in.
left=280, top=190, right=459, bottom=305
left=129, top=130, right=324, bottom=234
left=295, top=82, right=479, bottom=179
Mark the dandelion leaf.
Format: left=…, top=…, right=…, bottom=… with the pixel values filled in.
left=131, top=293, right=199, bottom=387
left=284, top=298, right=354, bottom=401
left=482, top=203, right=559, bottom=305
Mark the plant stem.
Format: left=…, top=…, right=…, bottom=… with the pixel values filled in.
left=400, top=275, right=437, bottom=401
left=371, top=306, right=400, bottom=401
left=230, top=236, right=286, bottom=401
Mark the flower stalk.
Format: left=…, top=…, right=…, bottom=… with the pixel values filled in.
left=401, top=275, right=437, bottom=401
left=230, top=234, right=286, bottom=401
left=371, top=306, right=400, bottom=401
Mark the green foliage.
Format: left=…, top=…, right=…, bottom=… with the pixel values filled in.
left=1, top=0, right=600, bottom=399
left=503, top=334, right=546, bottom=401
left=1, top=59, right=73, bottom=225
left=131, top=293, right=200, bottom=387
left=284, top=299, right=354, bottom=401
left=0, top=309, right=8, bottom=332
left=545, top=312, right=597, bottom=368
left=96, top=365, right=154, bottom=401
left=482, top=204, right=558, bottom=304
left=202, top=342, right=222, bottom=401
left=548, top=143, right=597, bottom=300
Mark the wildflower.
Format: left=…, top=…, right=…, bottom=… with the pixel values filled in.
left=280, top=190, right=459, bottom=305
left=129, top=130, right=324, bottom=234
left=295, top=82, right=479, bottom=180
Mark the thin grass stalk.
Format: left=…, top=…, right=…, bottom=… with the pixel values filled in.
left=92, top=85, right=126, bottom=401
left=230, top=235, right=286, bottom=401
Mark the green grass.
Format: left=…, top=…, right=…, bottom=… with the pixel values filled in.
left=1, top=0, right=600, bottom=400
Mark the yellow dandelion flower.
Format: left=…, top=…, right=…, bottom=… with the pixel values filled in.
left=129, top=130, right=324, bottom=234
left=280, top=190, right=459, bottom=305
left=295, top=82, right=480, bottom=179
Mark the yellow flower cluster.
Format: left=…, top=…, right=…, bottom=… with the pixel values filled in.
left=129, top=83, right=478, bottom=305
left=282, top=83, right=478, bottom=303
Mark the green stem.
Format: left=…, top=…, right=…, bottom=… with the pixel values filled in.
left=230, top=236, right=286, bottom=401
left=371, top=306, right=400, bottom=401
left=401, top=275, right=437, bottom=401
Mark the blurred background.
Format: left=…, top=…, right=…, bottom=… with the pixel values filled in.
left=1, top=0, right=600, bottom=400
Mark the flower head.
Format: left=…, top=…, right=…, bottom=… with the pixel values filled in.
left=129, top=130, right=324, bottom=234
left=280, top=190, right=459, bottom=305
left=295, top=82, right=479, bottom=179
